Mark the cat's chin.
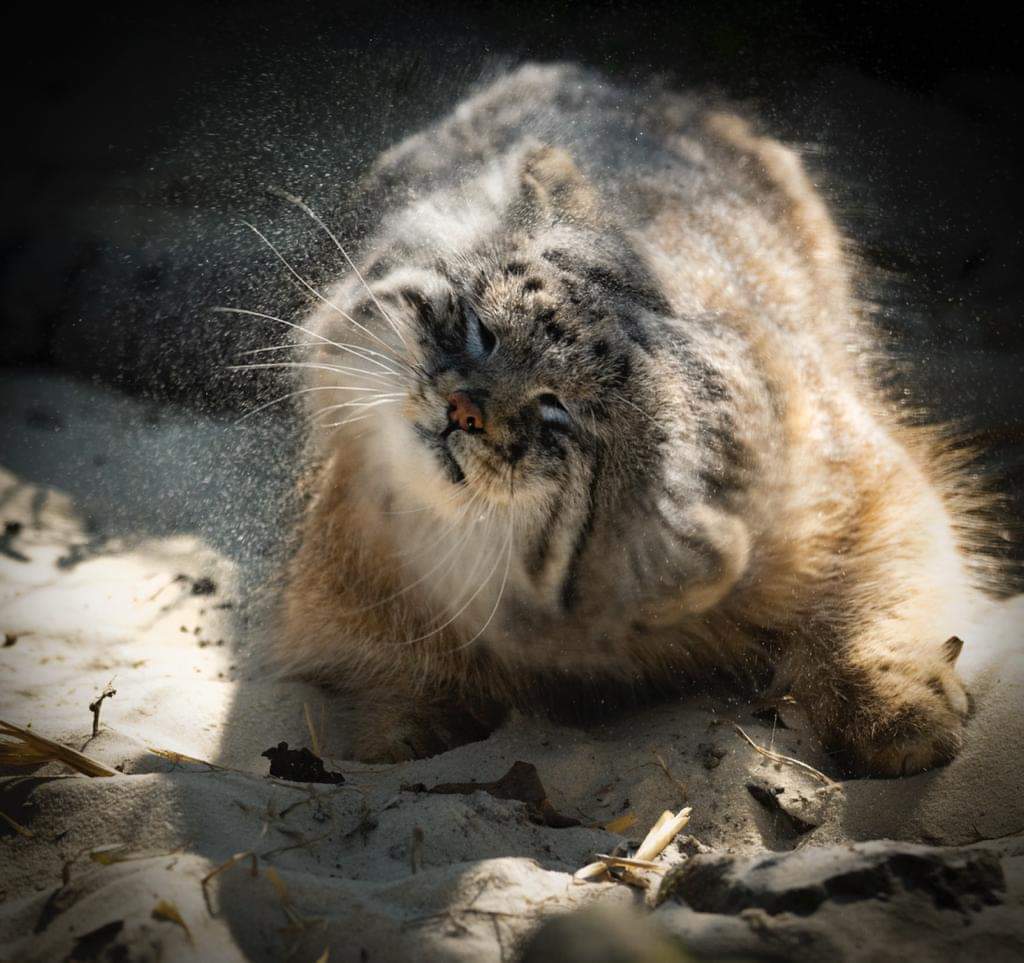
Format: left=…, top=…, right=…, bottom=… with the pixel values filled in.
left=436, top=437, right=466, bottom=485
left=407, top=421, right=467, bottom=486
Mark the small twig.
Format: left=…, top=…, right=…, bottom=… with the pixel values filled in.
left=733, top=724, right=838, bottom=787
left=410, top=826, right=424, bottom=875
left=261, top=831, right=331, bottom=860
left=89, top=683, right=117, bottom=738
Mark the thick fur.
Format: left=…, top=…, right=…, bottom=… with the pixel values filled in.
left=272, top=64, right=1000, bottom=775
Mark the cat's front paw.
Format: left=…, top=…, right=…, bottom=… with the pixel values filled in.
left=838, top=663, right=970, bottom=777
left=346, top=695, right=502, bottom=764
left=349, top=715, right=458, bottom=764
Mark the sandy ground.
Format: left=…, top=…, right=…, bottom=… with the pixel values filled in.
left=1, top=372, right=1023, bottom=962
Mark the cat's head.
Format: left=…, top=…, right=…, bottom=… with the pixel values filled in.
left=303, top=143, right=750, bottom=622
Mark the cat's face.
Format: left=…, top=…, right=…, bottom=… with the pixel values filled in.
left=384, top=230, right=667, bottom=518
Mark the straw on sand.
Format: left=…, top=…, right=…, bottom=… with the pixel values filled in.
left=575, top=806, right=691, bottom=883
left=0, top=719, right=118, bottom=777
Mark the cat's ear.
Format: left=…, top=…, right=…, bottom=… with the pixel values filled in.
left=514, top=143, right=599, bottom=225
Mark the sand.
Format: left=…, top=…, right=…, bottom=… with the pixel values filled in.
left=1, top=372, right=1023, bottom=962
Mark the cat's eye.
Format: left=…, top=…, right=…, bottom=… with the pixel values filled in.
left=463, top=301, right=497, bottom=360
left=536, top=392, right=571, bottom=429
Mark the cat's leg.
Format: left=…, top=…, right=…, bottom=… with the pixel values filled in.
left=274, top=458, right=506, bottom=763
left=786, top=625, right=970, bottom=777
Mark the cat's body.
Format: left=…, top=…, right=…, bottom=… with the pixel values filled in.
left=273, top=64, right=995, bottom=775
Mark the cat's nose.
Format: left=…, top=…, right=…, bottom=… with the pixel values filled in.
left=447, top=390, right=486, bottom=434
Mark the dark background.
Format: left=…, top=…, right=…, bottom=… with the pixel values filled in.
left=1, top=0, right=1022, bottom=511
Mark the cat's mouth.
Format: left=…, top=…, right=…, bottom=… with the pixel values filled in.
left=414, top=423, right=466, bottom=485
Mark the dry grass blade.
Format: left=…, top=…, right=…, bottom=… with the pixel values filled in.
left=593, top=854, right=667, bottom=872
left=148, top=747, right=225, bottom=771
left=263, top=866, right=291, bottom=904
left=652, top=750, right=688, bottom=797
left=0, top=720, right=117, bottom=777
left=733, top=724, right=838, bottom=787
left=201, top=851, right=255, bottom=916
left=202, top=851, right=254, bottom=888
left=303, top=703, right=323, bottom=759
left=0, top=809, right=35, bottom=838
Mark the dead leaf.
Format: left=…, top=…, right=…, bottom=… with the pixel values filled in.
left=89, top=843, right=130, bottom=865
left=261, top=742, right=344, bottom=785
left=416, top=761, right=579, bottom=828
left=603, top=812, right=637, bottom=835
left=152, top=899, right=192, bottom=943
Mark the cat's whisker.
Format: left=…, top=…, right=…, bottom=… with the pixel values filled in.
left=424, top=524, right=501, bottom=629
left=214, top=306, right=406, bottom=378
left=228, top=360, right=404, bottom=390
left=318, top=414, right=373, bottom=429
left=315, top=393, right=404, bottom=409
left=240, top=221, right=418, bottom=374
left=233, top=384, right=395, bottom=424
left=337, top=489, right=492, bottom=615
left=391, top=478, right=491, bottom=562
left=266, top=186, right=415, bottom=358
left=452, top=508, right=515, bottom=652
left=318, top=400, right=401, bottom=430
left=311, top=396, right=403, bottom=423
left=236, top=340, right=406, bottom=385
left=398, top=502, right=497, bottom=609
left=416, top=504, right=501, bottom=628
left=238, top=344, right=304, bottom=357
left=386, top=456, right=495, bottom=518
left=396, top=506, right=512, bottom=647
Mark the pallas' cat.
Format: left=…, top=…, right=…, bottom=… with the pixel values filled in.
left=267, top=64, right=997, bottom=775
